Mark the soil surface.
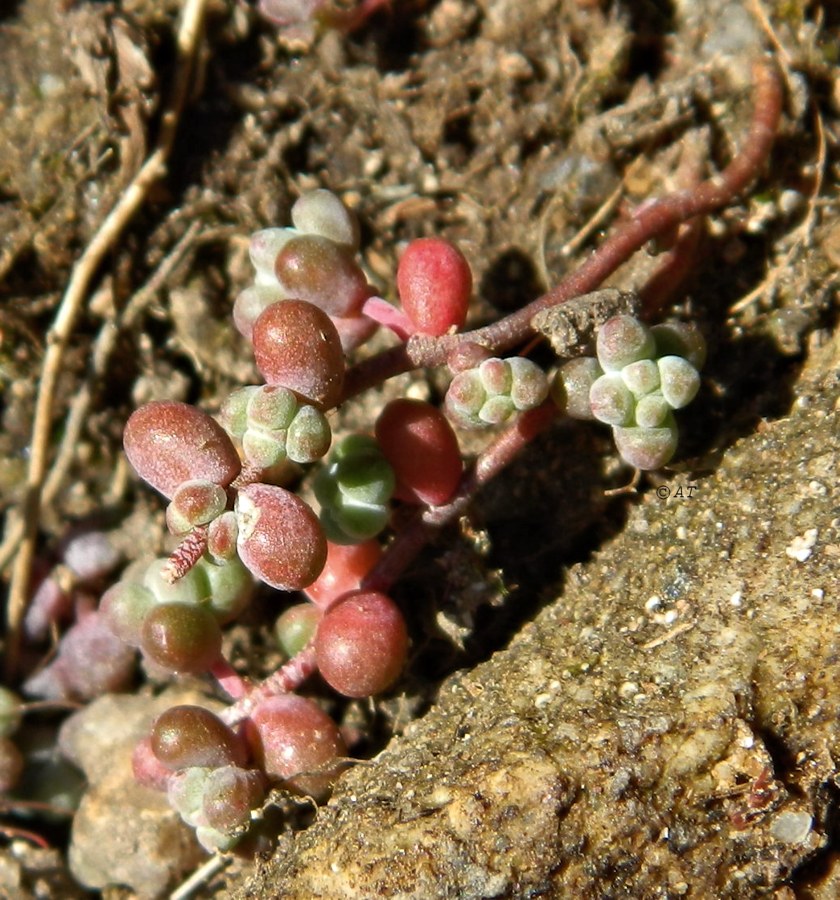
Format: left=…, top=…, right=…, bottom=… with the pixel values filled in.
left=0, top=0, right=838, bottom=897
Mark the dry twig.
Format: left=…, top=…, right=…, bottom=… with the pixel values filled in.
left=4, top=0, right=210, bottom=679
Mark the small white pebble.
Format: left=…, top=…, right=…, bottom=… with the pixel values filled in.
left=778, top=189, right=805, bottom=216
left=662, top=609, right=679, bottom=625
left=808, top=480, right=827, bottom=497
left=676, top=526, right=688, bottom=540
left=618, top=681, right=639, bottom=698
left=730, top=590, right=743, bottom=607
left=786, top=528, right=818, bottom=562
left=645, top=595, right=662, bottom=612
left=534, top=693, right=552, bottom=709
left=812, top=588, right=825, bottom=600
left=770, top=811, right=812, bottom=845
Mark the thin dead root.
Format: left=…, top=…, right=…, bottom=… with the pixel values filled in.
left=603, top=468, right=641, bottom=497
left=0, top=200, right=203, bottom=576
left=170, top=854, right=230, bottom=900
left=730, top=98, right=826, bottom=314
left=4, top=0, right=211, bottom=680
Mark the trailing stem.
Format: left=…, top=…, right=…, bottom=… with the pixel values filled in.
left=342, top=58, right=783, bottom=400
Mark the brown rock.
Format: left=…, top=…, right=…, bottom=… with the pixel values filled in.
left=238, top=333, right=840, bottom=897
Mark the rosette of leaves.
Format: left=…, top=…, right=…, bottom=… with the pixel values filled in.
left=551, top=316, right=706, bottom=469
left=234, top=189, right=374, bottom=350
left=220, top=385, right=332, bottom=469
left=445, top=356, right=549, bottom=428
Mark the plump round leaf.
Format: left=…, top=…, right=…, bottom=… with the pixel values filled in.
left=140, top=603, right=222, bottom=673
left=151, top=705, right=249, bottom=771
left=291, top=189, right=360, bottom=249
left=274, top=603, right=322, bottom=658
left=219, top=386, right=260, bottom=440
left=247, top=385, right=299, bottom=431
left=313, top=435, right=394, bottom=543
left=235, top=484, right=327, bottom=591
left=199, top=556, right=254, bottom=624
left=165, top=480, right=228, bottom=535
left=657, top=355, right=701, bottom=409
left=246, top=695, right=346, bottom=801
left=274, top=235, right=370, bottom=319
left=314, top=590, right=408, bottom=698
left=233, top=284, right=285, bottom=341
left=131, top=736, right=173, bottom=792
left=444, top=368, right=487, bottom=429
left=651, top=321, right=707, bottom=370
left=507, top=357, right=549, bottom=411
left=596, top=315, right=655, bottom=372
left=304, top=539, right=382, bottom=609
left=249, top=227, right=295, bottom=282
left=550, top=357, right=602, bottom=420
left=589, top=373, right=635, bottom=426
left=285, top=405, right=332, bottom=464
left=620, top=359, right=660, bottom=398
left=397, top=237, right=472, bottom=336
left=124, top=401, right=241, bottom=499
left=375, top=399, right=462, bottom=506
left=252, top=300, right=345, bottom=410
left=201, top=765, right=266, bottom=832
left=167, top=766, right=212, bottom=825
left=207, top=511, right=239, bottom=563
left=143, top=557, right=210, bottom=607
left=100, top=580, right=157, bottom=646
left=612, top=414, right=679, bottom=470
left=634, top=392, right=670, bottom=429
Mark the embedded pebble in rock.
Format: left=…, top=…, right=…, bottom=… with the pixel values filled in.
left=771, top=810, right=814, bottom=845
left=60, top=691, right=218, bottom=898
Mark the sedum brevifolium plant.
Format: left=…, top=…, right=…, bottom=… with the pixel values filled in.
left=101, top=187, right=710, bottom=854
left=551, top=315, right=706, bottom=470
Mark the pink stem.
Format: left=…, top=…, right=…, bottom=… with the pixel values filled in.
left=163, top=525, right=208, bottom=583
left=209, top=658, right=251, bottom=700
left=0, top=824, right=52, bottom=848
left=220, top=644, right=318, bottom=726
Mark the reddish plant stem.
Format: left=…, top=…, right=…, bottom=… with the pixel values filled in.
left=638, top=215, right=705, bottom=318
left=220, top=644, right=317, bottom=726
left=342, top=59, right=782, bottom=399
left=209, top=658, right=250, bottom=700
left=0, top=823, right=52, bottom=848
left=363, top=402, right=559, bottom=593
left=358, top=59, right=780, bottom=593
